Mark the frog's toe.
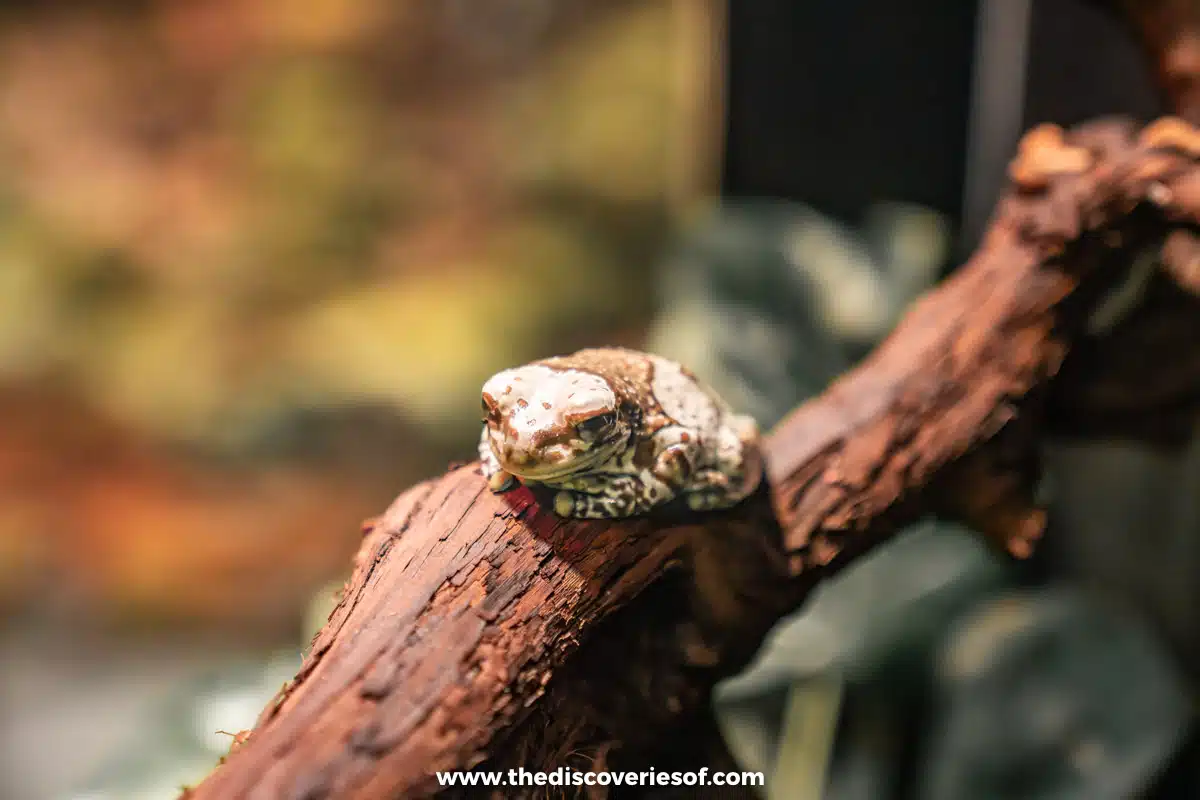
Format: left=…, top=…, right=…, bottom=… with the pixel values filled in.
left=685, top=490, right=736, bottom=511
left=553, top=490, right=578, bottom=517
left=487, top=469, right=517, bottom=493
left=652, top=445, right=693, bottom=489
left=689, top=467, right=733, bottom=492
left=683, top=465, right=755, bottom=511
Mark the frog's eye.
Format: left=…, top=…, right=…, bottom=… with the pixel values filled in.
left=575, top=412, right=616, bottom=437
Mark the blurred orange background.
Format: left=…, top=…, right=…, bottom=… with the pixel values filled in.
left=0, top=0, right=713, bottom=632
left=0, top=4, right=721, bottom=795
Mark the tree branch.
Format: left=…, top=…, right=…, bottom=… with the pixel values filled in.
left=184, top=117, right=1200, bottom=799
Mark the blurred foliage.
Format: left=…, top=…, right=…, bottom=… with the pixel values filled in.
left=0, top=0, right=683, bottom=628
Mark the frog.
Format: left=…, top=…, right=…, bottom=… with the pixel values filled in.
left=477, top=347, right=762, bottom=519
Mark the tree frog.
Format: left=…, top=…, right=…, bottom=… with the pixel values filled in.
left=478, top=347, right=762, bottom=519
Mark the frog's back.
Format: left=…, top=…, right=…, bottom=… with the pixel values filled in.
left=536, top=347, right=657, bottom=400
left=539, top=347, right=735, bottom=428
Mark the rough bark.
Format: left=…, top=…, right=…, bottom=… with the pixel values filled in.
left=184, top=118, right=1200, bottom=799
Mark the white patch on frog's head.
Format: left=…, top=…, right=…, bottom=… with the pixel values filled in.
left=480, top=364, right=628, bottom=480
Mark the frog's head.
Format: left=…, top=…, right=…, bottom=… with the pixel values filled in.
left=480, top=364, right=630, bottom=481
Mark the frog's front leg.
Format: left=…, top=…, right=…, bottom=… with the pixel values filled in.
left=683, top=416, right=762, bottom=511
left=648, top=426, right=704, bottom=491
left=478, top=427, right=516, bottom=492
left=682, top=469, right=738, bottom=511
left=551, top=472, right=674, bottom=519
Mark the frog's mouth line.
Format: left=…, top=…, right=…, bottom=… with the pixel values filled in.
left=491, top=436, right=624, bottom=482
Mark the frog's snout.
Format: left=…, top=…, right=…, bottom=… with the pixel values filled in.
left=492, top=437, right=536, bottom=470
left=493, top=437, right=584, bottom=481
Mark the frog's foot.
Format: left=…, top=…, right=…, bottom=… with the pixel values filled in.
left=486, top=469, right=517, bottom=493
left=685, top=490, right=737, bottom=512
left=651, top=444, right=695, bottom=491
left=683, top=467, right=751, bottom=511
left=478, top=431, right=517, bottom=492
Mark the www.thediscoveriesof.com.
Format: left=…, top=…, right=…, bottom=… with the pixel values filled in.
left=436, top=766, right=765, bottom=789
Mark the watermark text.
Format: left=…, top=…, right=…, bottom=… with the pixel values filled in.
left=436, top=766, right=764, bottom=789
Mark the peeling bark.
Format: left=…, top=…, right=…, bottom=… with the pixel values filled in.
left=184, top=118, right=1200, bottom=798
